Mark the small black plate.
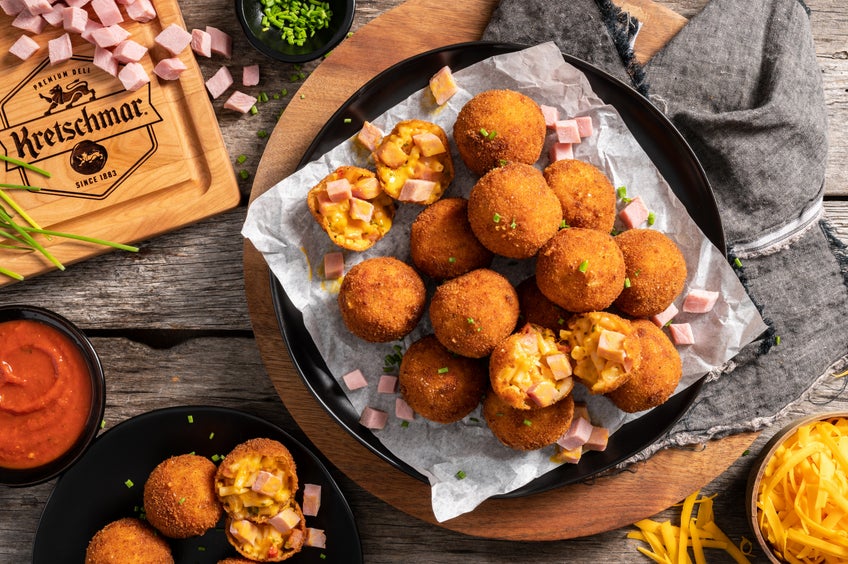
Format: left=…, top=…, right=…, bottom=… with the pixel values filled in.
left=271, top=42, right=722, bottom=497
left=33, top=406, right=362, bottom=563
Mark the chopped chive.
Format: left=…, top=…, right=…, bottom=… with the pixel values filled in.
left=300, top=94, right=305, bottom=99
left=578, top=259, right=589, bottom=273
left=320, top=554, right=327, bottom=560
left=742, top=449, right=750, bottom=456
left=187, top=415, right=194, bottom=423
left=437, top=367, right=449, bottom=374
left=100, top=419, right=106, bottom=429
left=493, top=213, right=501, bottom=223
left=733, top=257, right=743, bottom=268
left=479, top=128, right=489, bottom=138
left=509, top=218, right=517, bottom=229
left=343, top=118, right=352, bottom=124
left=559, top=220, right=569, bottom=229
left=281, top=88, right=289, bottom=96
left=197, top=546, right=206, bottom=552
left=257, top=91, right=269, bottom=103
left=775, top=335, right=781, bottom=345
left=497, top=159, right=508, bottom=167
left=616, top=186, right=627, bottom=199
left=557, top=317, right=565, bottom=325
left=448, top=256, right=456, bottom=263
left=523, top=419, right=533, bottom=426
left=124, top=479, right=134, bottom=488
left=178, top=497, right=186, bottom=505
left=455, top=470, right=467, bottom=480
left=647, top=211, right=656, bottom=226
left=273, top=93, right=280, bottom=100
left=466, top=317, right=475, bottom=324
left=400, top=420, right=409, bottom=428
left=250, top=105, right=258, bottom=115
left=236, top=154, right=247, bottom=164
left=212, top=454, right=221, bottom=462
left=209, top=432, right=215, bottom=439
left=239, top=170, right=250, bottom=180
left=257, top=130, right=268, bottom=138
left=624, top=277, right=631, bottom=288
left=469, top=417, right=480, bottom=423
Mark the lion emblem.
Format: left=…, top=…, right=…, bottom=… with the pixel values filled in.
left=39, top=79, right=96, bottom=115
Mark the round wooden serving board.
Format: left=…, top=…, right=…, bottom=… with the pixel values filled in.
left=243, top=0, right=757, bottom=540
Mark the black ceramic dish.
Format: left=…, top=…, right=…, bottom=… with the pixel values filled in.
left=235, top=0, right=355, bottom=63
left=271, top=41, right=723, bottom=497
left=33, top=406, right=362, bottom=563
left=0, top=305, right=105, bottom=487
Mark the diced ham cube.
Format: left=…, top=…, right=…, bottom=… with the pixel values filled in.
left=242, top=64, right=259, bottom=86
left=619, top=195, right=650, bottom=229
left=12, top=11, right=45, bottom=34
left=314, top=192, right=335, bottom=217
left=584, top=426, right=609, bottom=451
left=395, top=398, right=414, bottom=421
left=153, top=57, right=187, bottom=81
left=191, top=28, right=211, bottom=57
left=555, top=119, right=581, bottom=144
left=223, top=90, right=258, bottom=114
left=412, top=156, right=443, bottom=181
left=398, top=179, right=436, bottom=203
left=356, top=121, right=383, bottom=152
left=229, top=520, right=260, bottom=545
left=251, top=470, right=282, bottom=495
left=374, top=140, right=407, bottom=168
left=669, top=323, right=695, bottom=345
left=682, top=289, right=720, bottom=314
left=359, top=406, right=388, bottom=430
left=206, top=25, right=232, bottom=57
left=91, top=0, right=122, bottom=25
left=21, top=0, right=51, bottom=15
left=205, top=66, right=232, bottom=99
left=323, top=252, right=344, bottom=279
left=573, top=402, right=590, bottom=424
left=9, top=35, right=40, bottom=60
left=48, top=33, right=72, bottom=65
left=302, top=484, right=321, bottom=517
left=527, top=380, right=558, bottom=407
left=553, top=445, right=583, bottom=464
left=556, top=417, right=593, bottom=451
left=42, top=4, right=65, bottom=26
left=117, top=62, right=150, bottom=92
left=377, top=375, right=397, bottom=394
left=348, top=197, right=374, bottom=222
left=125, top=0, right=154, bottom=22
left=540, top=104, right=559, bottom=128
left=155, top=23, right=192, bottom=56
left=65, top=0, right=90, bottom=7
left=305, top=528, right=326, bottom=549
left=0, top=0, right=24, bottom=16
left=113, top=39, right=147, bottom=63
left=341, top=369, right=368, bottom=391
left=62, top=6, right=87, bottom=33
left=412, top=132, right=446, bottom=156
left=597, top=330, right=627, bottom=364
left=549, top=143, right=573, bottom=163
left=325, top=178, right=352, bottom=203
left=428, top=65, right=457, bottom=106
left=91, top=24, right=129, bottom=48
left=650, top=302, right=678, bottom=328
left=268, top=507, right=300, bottom=534
left=92, top=46, right=118, bottom=76
left=575, top=115, right=593, bottom=138
left=545, top=353, right=572, bottom=380
left=351, top=177, right=381, bottom=200
left=80, top=19, right=102, bottom=42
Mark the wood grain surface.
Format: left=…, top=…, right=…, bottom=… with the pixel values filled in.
left=242, top=0, right=756, bottom=540
left=0, top=0, right=239, bottom=284
left=0, top=0, right=846, bottom=562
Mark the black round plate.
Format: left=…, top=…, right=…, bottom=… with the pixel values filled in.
left=33, top=406, right=362, bottom=563
left=271, top=42, right=722, bottom=497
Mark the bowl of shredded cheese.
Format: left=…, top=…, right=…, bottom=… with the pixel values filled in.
left=747, top=412, right=848, bottom=563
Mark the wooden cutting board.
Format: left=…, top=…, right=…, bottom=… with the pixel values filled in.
left=243, top=0, right=756, bottom=540
left=0, top=0, right=239, bottom=284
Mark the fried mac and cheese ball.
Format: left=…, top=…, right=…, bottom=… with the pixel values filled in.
left=467, top=163, right=562, bottom=259
left=142, top=454, right=222, bottom=539
left=399, top=335, right=488, bottom=423
left=307, top=166, right=395, bottom=251
left=409, top=197, right=493, bottom=279
left=535, top=227, right=626, bottom=312
left=428, top=268, right=519, bottom=359
left=613, top=228, right=688, bottom=318
left=85, top=518, right=174, bottom=564
left=489, top=323, right=574, bottom=410
left=453, top=89, right=546, bottom=175
left=558, top=312, right=641, bottom=395
left=543, top=159, right=617, bottom=232
left=483, top=390, right=574, bottom=451
left=373, top=119, right=454, bottom=205
left=338, top=257, right=426, bottom=342
left=606, top=319, right=682, bottom=413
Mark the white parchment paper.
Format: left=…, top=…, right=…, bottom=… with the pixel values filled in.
left=242, top=42, right=768, bottom=522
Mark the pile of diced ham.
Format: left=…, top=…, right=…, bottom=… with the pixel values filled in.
left=540, top=104, right=594, bottom=163
left=552, top=403, right=609, bottom=464
left=650, top=288, right=720, bottom=346
left=4, top=0, right=257, bottom=111
left=341, top=368, right=414, bottom=430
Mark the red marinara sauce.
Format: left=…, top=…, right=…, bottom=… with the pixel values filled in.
left=0, top=319, right=93, bottom=469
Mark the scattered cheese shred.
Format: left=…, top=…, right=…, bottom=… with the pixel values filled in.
left=756, top=417, right=848, bottom=563
left=628, top=490, right=751, bottom=564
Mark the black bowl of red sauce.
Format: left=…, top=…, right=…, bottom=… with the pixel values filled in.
left=0, top=305, right=105, bottom=487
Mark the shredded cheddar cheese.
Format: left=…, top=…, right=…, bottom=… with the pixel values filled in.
left=756, top=417, right=848, bottom=562
left=628, top=490, right=752, bottom=564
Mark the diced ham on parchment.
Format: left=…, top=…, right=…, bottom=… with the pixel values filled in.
left=650, top=302, right=678, bottom=328
left=556, top=417, right=594, bottom=451
left=153, top=57, right=186, bottom=81
left=205, top=65, right=232, bottom=99
left=341, top=369, right=367, bottom=391
left=302, top=483, right=321, bottom=517
left=322, top=252, right=344, bottom=279
left=359, top=406, right=388, bottom=430
left=540, top=104, right=558, bottom=128
left=9, top=34, right=39, bottom=60
left=395, top=398, right=415, bottom=421
left=428, top=65, right=457, bottom=106
left=549, top=142, right=573, bottom=162
left=669, top=323, right=695, bottom=345
left=619, top=195, right=650, bottom=229
left=377, top=375, right=398, bottom=394
left=223, top=90, right=258, bottom=114
left=682, top=289, right=720, bottom=313
left=575, top=115, right=593, bottom=137
left=356, top=121, right=383, bottom=152
left=555, top=119, right=581, bottom=144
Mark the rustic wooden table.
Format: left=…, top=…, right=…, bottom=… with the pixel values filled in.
left=1, top=0, right=846, bottom=562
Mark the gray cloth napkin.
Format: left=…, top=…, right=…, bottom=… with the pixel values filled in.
left=484, top=0, right=848, bottom=455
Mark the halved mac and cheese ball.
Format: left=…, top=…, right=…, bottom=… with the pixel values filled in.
left=307, top=166, right=395, bottom=251
left=558, top=312, right=641, bottom=395
left=489, top=323, right=574, bottom=410
left=373, top=119, right=454, bottom=205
